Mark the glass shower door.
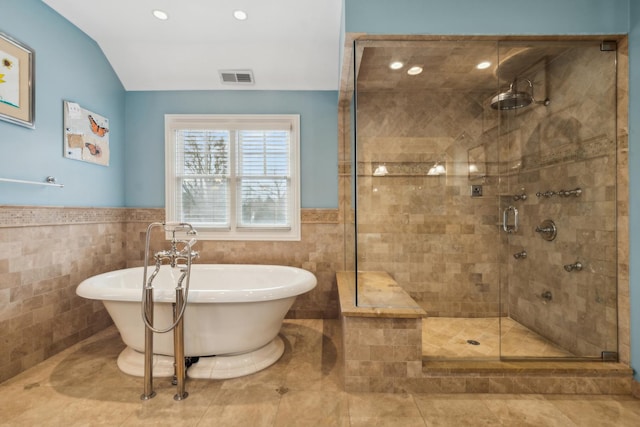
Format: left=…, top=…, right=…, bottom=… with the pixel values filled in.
left=497, top=40, right=618, bottom=359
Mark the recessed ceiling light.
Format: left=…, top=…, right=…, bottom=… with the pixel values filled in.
left=476, top=61, right=491, bottom=70
left=389, top=61, right=404, bottom=70
left=233, top=10, right=248, bottom=20
left=407, top=66, right=423, bottom=75
left=152, top=9, right=169, bottom=20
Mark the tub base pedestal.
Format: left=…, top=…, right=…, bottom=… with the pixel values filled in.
left=188, top=336, right=285, bottom=379
left=116, top=336, right=285, bottom=379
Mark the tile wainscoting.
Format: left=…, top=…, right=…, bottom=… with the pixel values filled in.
left=0, top=206, right=344, bottom=382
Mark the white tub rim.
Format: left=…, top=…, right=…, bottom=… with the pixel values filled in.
left=76, top=264, right=317, bottom=304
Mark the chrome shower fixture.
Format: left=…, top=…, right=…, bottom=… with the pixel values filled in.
left=513, top=192, right=527, bottom=201
left=535, top=219, right=557, bottom=241
left=564, top=261, right=583, bottom=272
left=513, top=250, right=527, bottom=260
left=491, top=78, right=551, bottom=110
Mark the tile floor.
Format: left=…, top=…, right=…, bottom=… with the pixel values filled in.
left=423, top=317, right=574, bottom=359
left=1, top=319, right=639, bottom=426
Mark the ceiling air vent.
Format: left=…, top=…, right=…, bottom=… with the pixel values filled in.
left=219, top=70, right=254, bottom=85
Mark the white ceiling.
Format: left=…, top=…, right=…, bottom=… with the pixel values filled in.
left=42, top=0, right=343, bottom=91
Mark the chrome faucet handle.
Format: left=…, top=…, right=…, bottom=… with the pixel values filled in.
left=535, top=226, right=553, bottom=233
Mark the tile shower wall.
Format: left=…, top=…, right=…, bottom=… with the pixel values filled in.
left=355, top=90, right=503, bottom=317
left=497, top=45, right=619, bottom=357
left=0, top=206, right=344, bottom=382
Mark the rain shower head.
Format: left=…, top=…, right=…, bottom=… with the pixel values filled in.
left=491, top=87, right=532, bottom=110
left=490, top=78, right=550, bottom=110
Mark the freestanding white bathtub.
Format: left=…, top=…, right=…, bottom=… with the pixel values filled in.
left=76, top=264, right=317, bottom=379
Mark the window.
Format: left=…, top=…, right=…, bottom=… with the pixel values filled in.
left=165, top=114, right=300, bottom=240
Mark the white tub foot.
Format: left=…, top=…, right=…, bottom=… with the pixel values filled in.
left=115, top=336, right=285, bottom=379
left=187, top=336, right=285, bottom=379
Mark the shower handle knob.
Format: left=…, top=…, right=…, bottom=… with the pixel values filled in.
left=535, top=219, right=557, bottom=241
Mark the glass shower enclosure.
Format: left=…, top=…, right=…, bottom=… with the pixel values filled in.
left=352, top=39, right=618, bottom=360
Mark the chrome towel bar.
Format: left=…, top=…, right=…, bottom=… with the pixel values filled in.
left=0, top=176, right=64, bottom=188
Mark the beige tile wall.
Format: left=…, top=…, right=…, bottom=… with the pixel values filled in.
left=342, top=316, right=423, bottom=392
left=0, top=206, right=344, bottom=382
left=499, top=45, right=619, bottom=357
left=354, top=91, right=504, bottom=317
left=0, top=208, right=128, bottom=382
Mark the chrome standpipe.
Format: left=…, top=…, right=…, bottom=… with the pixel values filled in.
left=173, top=279, right=188, bottom=401
left=141, top=224, right=159, bottom=401
left=140, top=222, right=198, bottom=401
left=141, top=283, right=155, bottom=400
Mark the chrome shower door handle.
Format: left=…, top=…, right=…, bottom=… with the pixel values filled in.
left=502, top=206, right=518, bottom=233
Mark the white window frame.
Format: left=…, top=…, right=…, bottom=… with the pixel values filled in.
left=165, top=114, right=300, bottom=241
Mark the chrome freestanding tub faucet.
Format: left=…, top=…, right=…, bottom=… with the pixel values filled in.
left=141, top=222, right=199, bottom=401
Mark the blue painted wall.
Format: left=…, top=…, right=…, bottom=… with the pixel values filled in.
left=124, top=90, right=338, bottom=208
left=345, top=0, right=639, bottom=380
left=0, top=0, right=126, bottom=206
left=0, top=1, right=339, bottom=209
left=346, top=0, right=629, bottom=35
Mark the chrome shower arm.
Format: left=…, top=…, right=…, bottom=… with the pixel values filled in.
left=512, top=78, right=550, bottom=106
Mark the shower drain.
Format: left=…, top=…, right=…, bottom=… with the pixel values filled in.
left=467, top=340, right=480, bottom=346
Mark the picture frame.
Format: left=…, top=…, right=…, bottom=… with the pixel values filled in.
left=0, top=31, right=35, bottom=128
left=63, top=100, right=110, bottom=166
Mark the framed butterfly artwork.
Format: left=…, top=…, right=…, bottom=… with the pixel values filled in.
left=0, top=31, right=35, bottom=128
left=63, top=100, right=110, bottom=166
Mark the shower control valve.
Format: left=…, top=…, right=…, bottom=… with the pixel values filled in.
left=535, top=219, right=557, bottom=241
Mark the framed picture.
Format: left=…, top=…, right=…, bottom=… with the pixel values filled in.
left=0, top=31, right=35, bottom=128
left=63, top=100, right=110, bottom=166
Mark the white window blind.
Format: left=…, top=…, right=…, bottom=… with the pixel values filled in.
left=165, top=115, right=300, bottom=241
left=238, top=130, right=290, bottom=228
left=176, top=130, right=230, bottom=227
